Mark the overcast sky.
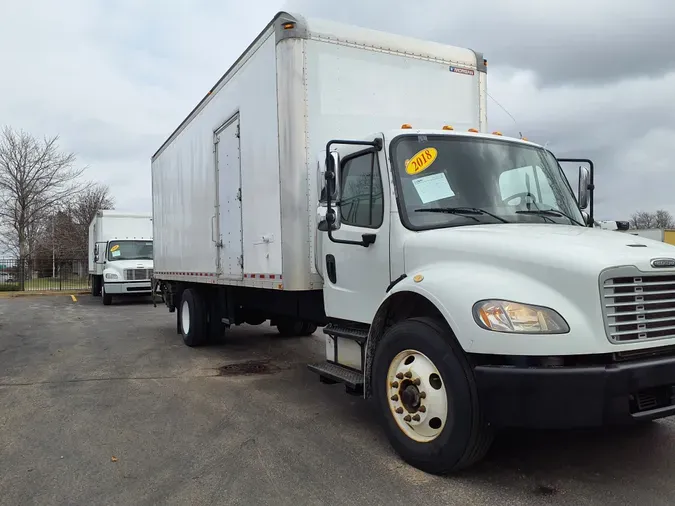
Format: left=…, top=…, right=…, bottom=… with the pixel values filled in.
left=1, top=0, right=672, bottom=221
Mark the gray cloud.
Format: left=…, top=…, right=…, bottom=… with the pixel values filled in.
left=287, top=0, right=675, bottom=86
left=0, top=0, right=672, bottom=224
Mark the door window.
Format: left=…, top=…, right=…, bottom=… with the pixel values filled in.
left=339, top=151, right=384, bottom=228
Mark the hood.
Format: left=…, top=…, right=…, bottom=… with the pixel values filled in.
left=404, top=224, right=675, bottom=275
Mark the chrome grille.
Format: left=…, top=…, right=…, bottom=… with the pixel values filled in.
left=602, top=270, right=675, bottom=343
left=124, top=268, right=153, bottom=281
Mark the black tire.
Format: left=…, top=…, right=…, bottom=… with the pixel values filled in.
left=276, top=319, right=305, bottom=337
left=300, top=322, right=318, bottom=336
left=101, top=283, right=112, bottom=305
left=91, top=275, right=102, bottom=296
left=372, top=316, right=493, bottom=474
left=179, top=288, right=208, bottom=347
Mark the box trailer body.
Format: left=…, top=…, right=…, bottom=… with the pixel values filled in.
left=151, top=12, right=486, bottom=295
left=151, top=12, right=675, bottom=475
left=88, top=210, right=154, bottom=304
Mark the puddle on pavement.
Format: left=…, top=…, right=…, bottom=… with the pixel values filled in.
left=216, top=359, right=279, bottom=376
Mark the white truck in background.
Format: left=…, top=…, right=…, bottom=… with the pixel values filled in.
left=150, top=12, right=675, bottom=474
left=88, top=210, right=154, bottom=305
left=627, top=229, right=675, bottom=246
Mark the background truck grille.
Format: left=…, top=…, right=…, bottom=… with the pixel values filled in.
left=602, top=270, right=675, bottom=343
left=124, top=268, right=153, bottom=281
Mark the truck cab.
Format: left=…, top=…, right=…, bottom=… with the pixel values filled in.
left=312, top=126, right=675, bottom=473
left=94, top=239, right=154, bottom=304
left=88, top=211, right=154, bottom=305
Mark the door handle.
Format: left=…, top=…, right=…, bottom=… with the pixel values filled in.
left=326, top=254, right=337, bottom=284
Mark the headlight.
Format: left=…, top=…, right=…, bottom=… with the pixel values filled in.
left=105, top=273, right=119, bottom=280
left=472, top=299, right=569, bottom=334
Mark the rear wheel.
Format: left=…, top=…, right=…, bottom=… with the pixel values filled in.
left=276, top=319, right=317, bottom=337
left=300, top=322, right=318, bottom=336
left=91, top=275, right=101, bottom=296
left=179, top=289, right=208, bottom=347
left=372, top=317, right=493, bottom=474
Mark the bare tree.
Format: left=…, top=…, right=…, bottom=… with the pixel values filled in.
left=630, top=209, right=675, bottom=229
left=0, top=126, right=89, bottom=288
left=654, top=209, right=675, bottom=229
left=70, top=183, right=115, bottom=232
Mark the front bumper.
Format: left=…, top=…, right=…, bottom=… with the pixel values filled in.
left=104, top=281, right=152, bottom=294
left=475, top=355, right=675, bottom=429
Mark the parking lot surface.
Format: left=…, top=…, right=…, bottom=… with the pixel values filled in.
left=2, top=295, right=675, bottom=505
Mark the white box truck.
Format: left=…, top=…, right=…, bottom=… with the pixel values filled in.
left=151, top=12, right=675, bottom=474
left=88, top=210, right=154, bottom=305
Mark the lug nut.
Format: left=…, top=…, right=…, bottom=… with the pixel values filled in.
left=420, top=392, right=427, bottom=399
left=391, top=395, right=399, bottom=401
left=419, top=405, right=426, bottom=413
left=412, top=378, right=421, bottom=386
left=396, top=373, right=404, bottom=380
left=404, top=415, right=412, bottom=422
left=412, top=414, right=421, bottom=422
left=395, top=407, right=404, bottom=414
left=404, top=371, right=412, bottom=378
left=390, top=381, right=399, bottom=388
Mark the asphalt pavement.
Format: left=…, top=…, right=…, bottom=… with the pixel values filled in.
left=1, top=294, right=674, bottom=505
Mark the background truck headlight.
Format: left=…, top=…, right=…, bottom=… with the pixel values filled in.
left=472, top=300, right=569, bottom=334
left=105, top=273, right=119, bottom=280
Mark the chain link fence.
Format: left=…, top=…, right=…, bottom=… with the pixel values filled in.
left=0, top=257, right=90, bottom=292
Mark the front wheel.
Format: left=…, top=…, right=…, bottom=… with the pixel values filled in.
left=101, top=283, right=112, bottom=305
left=372, top=317, right=493, bottom=474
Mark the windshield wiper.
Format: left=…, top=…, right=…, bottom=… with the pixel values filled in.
left=415, top=207, right=510, bottom=223
left=516, top=209, right=585, bottom=226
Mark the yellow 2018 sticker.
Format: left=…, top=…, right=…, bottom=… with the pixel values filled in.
left=110, top=245, right=120, bottom=252
left=405, top=147, right=438, bottom=175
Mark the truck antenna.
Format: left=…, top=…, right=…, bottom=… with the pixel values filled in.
left=488, top=92, right=522, bottom=138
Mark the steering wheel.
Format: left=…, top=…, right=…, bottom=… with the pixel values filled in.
left=502, top=192, right=537, bottom=206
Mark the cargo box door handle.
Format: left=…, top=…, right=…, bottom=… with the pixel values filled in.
left=211, top=215, right=222, bottom=247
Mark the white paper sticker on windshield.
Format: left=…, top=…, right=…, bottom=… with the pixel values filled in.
left=111, top=250, right=121, bottom=257
left=412, top=172, right=455, bottom=204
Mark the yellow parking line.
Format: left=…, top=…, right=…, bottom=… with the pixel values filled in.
left=70, top=295, right=77, bottom=302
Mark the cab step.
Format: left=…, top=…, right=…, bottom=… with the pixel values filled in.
left=308, top=362, right=364, bottom=394
left=323, top=323, right=368, bottom=344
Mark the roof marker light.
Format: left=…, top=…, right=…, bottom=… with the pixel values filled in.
left=468, top=128, right=479, bottom=133
left=492, top=131, right=503, bottom=136
left=442, top=125, right=454, bottom=130
left=401, top=124, right=412, bottom=129
left=282, top=22, right=295, bottom=30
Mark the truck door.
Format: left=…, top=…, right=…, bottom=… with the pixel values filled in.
left=95, top=242, right=107, bottom=272
left=214, top=114, right=244, bottom=280
left=320, top=137, right=391, bottom=324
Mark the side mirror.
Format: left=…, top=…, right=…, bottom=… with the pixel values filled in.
left=324, top=151, right=340, bottom=202
left=615, top=220, right=630, bottom=231
left=94, top=244, right=99, bottom=261
left=578, top=166, right=590, bottom=210
left=317, top=151, right=341, bottom=231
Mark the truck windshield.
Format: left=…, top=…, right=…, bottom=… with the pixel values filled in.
left=108, top=240, right=153, bottom=261
left=389, top=135, right=584, bottom=230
